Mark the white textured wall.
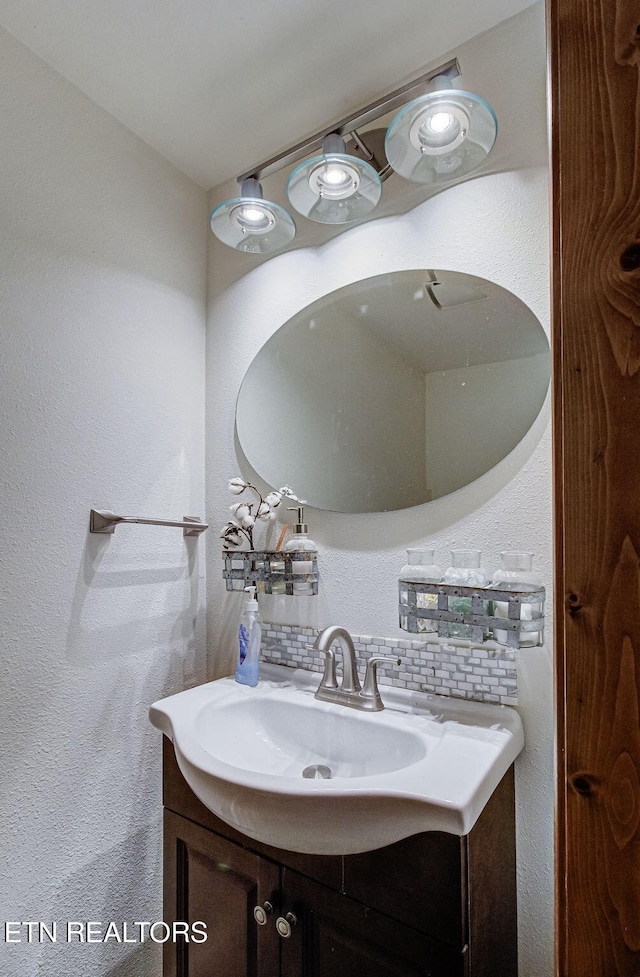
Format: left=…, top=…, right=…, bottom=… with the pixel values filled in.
left=206, top=6, right=552, bottom=975
left=0, top=28, right=207, bottom=977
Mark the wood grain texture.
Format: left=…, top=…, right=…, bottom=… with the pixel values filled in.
left=466, top=767, right=517, bottom=977
left=163, top=810, right=281, bottom=977
left=550, top=0, right=640, bottom=972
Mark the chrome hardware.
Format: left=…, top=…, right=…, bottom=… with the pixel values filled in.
left=253, top=902, right=273, bottom=926
left=238, top=59, right=460, bottom=183
left=275, top=913, right=297, bottom=938
left=302, top=763, right=332, bottom=779
left=316, top=647, right=338, bottom=690
left=315, top=626, right=361, bottom=693
left=361, top=656, right=402, bottom=711
left=312, top=626, right=400, bottom=711
left=90, top=508, right=208, bottom=537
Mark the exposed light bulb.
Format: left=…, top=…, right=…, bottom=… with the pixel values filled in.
left=308, top=158, right=360, bottom=199
left=324, top=165, right=349, bottom=185
left=231, top=201, right=275, bottom=234
left=239, top=205, right=266, bottom=224
left=427, top=111, right=455, bottom=134
left=410, top=102, right=470, bottom=156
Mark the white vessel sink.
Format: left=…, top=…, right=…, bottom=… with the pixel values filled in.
left=150, top=663, right=523, bottom=855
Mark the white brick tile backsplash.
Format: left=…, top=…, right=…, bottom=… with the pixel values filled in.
left=260, top=624, right=519, bottom=705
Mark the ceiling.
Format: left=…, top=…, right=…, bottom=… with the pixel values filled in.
left=0, top=0, right=538, bottom=190
left=299, top=270, right=549, bottom=373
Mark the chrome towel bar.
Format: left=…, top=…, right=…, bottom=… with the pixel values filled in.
left=89, top=509, right=208, bottom=537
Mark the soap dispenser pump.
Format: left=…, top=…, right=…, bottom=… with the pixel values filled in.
left=284, top=506, right=317, bottom=596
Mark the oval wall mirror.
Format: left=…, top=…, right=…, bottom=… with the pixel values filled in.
left=236, top=269, right=550, bottom=513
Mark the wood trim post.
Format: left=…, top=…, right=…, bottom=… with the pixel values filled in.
left=550, top=0, right=640, bottom=973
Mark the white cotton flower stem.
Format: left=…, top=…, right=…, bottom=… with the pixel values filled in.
left=224, top=478, right=299, bottom=550
left=235, top=482, right=267, bottom=548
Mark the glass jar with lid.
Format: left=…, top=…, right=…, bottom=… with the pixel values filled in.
left=491, top=551, right=543, bottom=647
left=442, top=549, right=489, bottom=639
left=399, top=548, right=442, bottom=632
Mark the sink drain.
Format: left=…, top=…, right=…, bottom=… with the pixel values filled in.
left=302, top=764, right=332, bottom=780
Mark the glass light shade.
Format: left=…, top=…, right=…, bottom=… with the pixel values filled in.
left=209, top=194, right=295, bottom=253
left=385, top=90, right=497, bottom=184
left=287, top=152, right=382, bottom=224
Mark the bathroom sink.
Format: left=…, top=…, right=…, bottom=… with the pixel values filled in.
left=195, top=695, right=428, bottom=779
left=150, top=663, right=524, bottom=855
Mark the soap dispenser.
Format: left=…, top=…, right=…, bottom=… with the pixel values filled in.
left=284, top=506, right=317, bottom=596
left=235, top=586, right=262, bottom=686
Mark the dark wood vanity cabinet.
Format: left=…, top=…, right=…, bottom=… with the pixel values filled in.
left=162, top=738, right=518, bottom=977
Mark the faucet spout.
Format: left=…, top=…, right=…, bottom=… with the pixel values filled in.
left=312, top=625, right=361, bottom=694
left=312, top=625, right=399, bottom=711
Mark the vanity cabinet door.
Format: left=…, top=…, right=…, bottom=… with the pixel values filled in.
left=278, top=869, right=466, bottom=977
left=163, top=810, right=280, bottom=977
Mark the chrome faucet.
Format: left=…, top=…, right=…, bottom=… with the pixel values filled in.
left=312, top=625, right=399, bottom=712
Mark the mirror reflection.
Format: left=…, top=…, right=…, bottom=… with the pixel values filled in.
left=236, top=270, right=550, bottom=512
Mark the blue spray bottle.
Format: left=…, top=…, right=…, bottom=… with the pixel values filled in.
left=235, top=585, right=262, bottom=687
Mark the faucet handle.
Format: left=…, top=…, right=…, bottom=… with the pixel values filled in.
left=361, top=656, right=401, bottom=710
left=314, top=647, right=338, bottom=690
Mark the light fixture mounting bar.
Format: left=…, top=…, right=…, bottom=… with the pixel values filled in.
left=238, top=58, right=460, bottom=183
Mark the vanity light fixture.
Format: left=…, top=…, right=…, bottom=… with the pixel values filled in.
left=286, top=134, right=382, bottom=224
left=209, top=177, right=296, bottom=253
left=210, top=59, right=497, bottom=252
left=384, top=75, right=498, bottom=184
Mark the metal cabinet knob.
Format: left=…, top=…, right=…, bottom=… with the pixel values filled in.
left=253, top=901, right=273, bottom=926
left=275, top=912, right=297, bottom=938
